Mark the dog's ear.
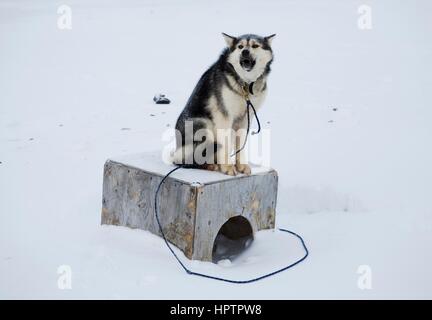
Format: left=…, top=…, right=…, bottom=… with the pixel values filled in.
left=264, top=34, right=276, bottom=45
left=222, top=33, right=236, bottom=47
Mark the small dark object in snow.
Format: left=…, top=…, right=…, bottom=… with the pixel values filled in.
left=328, top=120, right=334, bottom=123
left=153, top=94, right=170, bottom=104
left=59, top=124, right=63, bottom=127
left=29, top=138, right=34, bottom=141
left=121, top=127, right=131, bottom=131
left=166, top=124, right=170, bottom=127
left=267, top=121, right=271, bottom=124
left=0, top=161, right=2, bottom=164
left=332, top=107, right=338, bottom=111
left=150, top=114, right=155, bottom=117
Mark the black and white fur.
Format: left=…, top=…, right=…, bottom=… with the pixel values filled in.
left=172, top=33, right=275, bottom=176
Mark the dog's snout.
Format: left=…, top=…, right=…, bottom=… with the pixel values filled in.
left=241, top=50, right=250, bottom=57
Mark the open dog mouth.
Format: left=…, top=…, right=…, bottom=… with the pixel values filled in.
left=240, top=57, right=256, bottom=71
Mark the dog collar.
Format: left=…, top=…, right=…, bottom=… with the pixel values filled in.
left=241, top=82, right=255, bottom=98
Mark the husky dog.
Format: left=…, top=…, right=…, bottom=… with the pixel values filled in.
left=172, top=33, right=275, bottom=176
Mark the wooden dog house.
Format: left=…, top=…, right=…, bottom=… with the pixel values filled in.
left=101, top=152, right=278, bottom=262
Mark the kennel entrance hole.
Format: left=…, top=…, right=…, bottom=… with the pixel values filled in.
left=212, top=216, right=254, bottom=263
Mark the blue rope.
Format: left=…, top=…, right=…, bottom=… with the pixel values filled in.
left=231, top=99, right=261, bottom=156
left=249, top=100, right=261, bottom=135
left=154, top=166, right=309, bottom=284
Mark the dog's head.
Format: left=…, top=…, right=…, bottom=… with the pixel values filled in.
left=222, top=33, right=275, bottom=83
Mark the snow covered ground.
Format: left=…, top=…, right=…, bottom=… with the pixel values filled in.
left=1, top=0, right=431, bottom=299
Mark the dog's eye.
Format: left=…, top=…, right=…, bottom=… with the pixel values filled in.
left=252, top=44, right=260, bottom=49
left=238, top=45, right=244, bottom=49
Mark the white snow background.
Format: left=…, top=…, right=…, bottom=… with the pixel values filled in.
left=1, top=0, right=431, bottom=299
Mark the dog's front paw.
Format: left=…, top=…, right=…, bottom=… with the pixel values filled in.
left=236, top=163, right=251, bottom=175
left=219, top=164, right=237, bottom=176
